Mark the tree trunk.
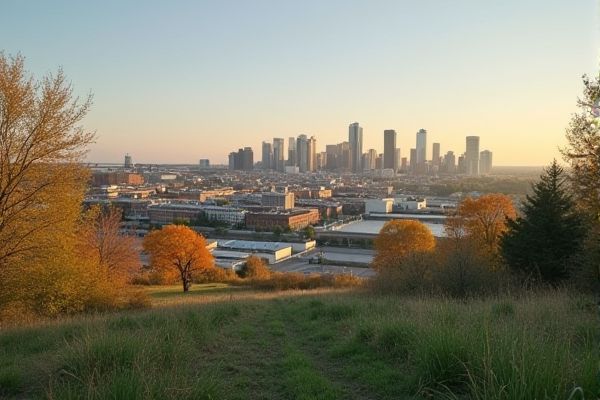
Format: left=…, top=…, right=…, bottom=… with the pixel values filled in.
left=182, top=278, right=190, bottom=292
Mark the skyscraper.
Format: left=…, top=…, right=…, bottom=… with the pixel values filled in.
left=124, top=153, right=133, bottom=168
left=383, top=129, right=397, bottom=170
left=273, top=138, right=285, bottom=172
left=479, top=150, right=493, bottom=175
left=349, top=122, right=363, bottom=173
left=363, top=149, right=378, bottom=171
left=307, top=136, right=317, bottom=172
left=416, top=129, right=427, bottom=166
left=326, top=145, right=338, bottom=170
left=261, top=141, right=273, bottom=170
left=409, top=148, right=417, bottom=172
left=394, top=148, right=401, bottom=172
left=432, top=143, right=440, bottom=166
left=287, top=137, right=296, bottom=166
left=465, top=136, right=480, bottom=176
left=443, top=151, right=456, bottom=174
left=296, top=135, right=308, bottom=173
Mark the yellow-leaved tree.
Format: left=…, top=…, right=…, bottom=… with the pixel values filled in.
left=373, top=220, right=435, bottom=270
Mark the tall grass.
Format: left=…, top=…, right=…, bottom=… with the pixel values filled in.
left=0, top=287, right=598, bottom=399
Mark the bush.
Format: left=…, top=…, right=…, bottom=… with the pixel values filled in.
left=247, top=272, right=362, bottom=291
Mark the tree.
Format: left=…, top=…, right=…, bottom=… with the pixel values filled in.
left=562, top=75, right=600, bottom=217
left=501, top=161, right=585, bottom=285
left=447, top=194, right=516, bottom=256
left=0, top=53, right=94, bottom=271
left=78, top=206, right=141, bottom=280
left=143, top=225, right=214, bottom=292
left=303, top=225, right=316, bottom=240
left=373, top=220, right=435, bottom=270
left=239, top=255, right=271, bottom=279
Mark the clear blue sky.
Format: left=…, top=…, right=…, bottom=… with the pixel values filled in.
left=2, top=0, right=598, bottom=165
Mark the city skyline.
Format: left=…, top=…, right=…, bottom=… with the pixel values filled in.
left=2, top=1, right=597, bottom=166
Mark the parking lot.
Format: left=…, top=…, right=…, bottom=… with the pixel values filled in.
left=270, top=246, right=376, bottom=277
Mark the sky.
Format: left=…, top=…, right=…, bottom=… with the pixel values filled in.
left=1, top=0, right=599, bottom=166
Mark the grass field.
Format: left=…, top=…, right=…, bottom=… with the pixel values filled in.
left=0, top=284, right=598, bottom=399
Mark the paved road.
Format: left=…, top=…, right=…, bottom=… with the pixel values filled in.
left=270, top=246, right=376, bottom=277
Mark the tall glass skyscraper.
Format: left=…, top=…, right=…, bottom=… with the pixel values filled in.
left=349, top=122, right=363, bottom=173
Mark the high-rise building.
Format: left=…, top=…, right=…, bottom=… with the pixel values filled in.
left=443, top=151, right=456, bottom=174
left=401, top=157, right=408, bottom=171
left=349, top=122, right=363, bottom=173
left=457, top=153, right=467, bottom=174
left=229, top=147, right=254, bottom=171
left=307, top=136, right=317, bottom=172
left=261, top=141, right=273, bottom=170
left=317, top=151, right=327, bottom=170
left=273, top=138, right=285, bottom=172
left=383, top=130, right=397, bottom=170
left=465, top=136, right=480, bottom=176
left=363, top=149, right=378, bottom=171
left=338, top=141, right=351, bottom=170
left=241, top=147, right=253, bottom=170
left=199, top=159, right=210, bottom=168
left=287, top=137, right=297, bottom=167
left=296, top=135, right=308, bottom=173
left=409, top=148, right=417, bottom=172
left=394, top=148, right=401, bottom=172
left=479, top=150, right=493, bottom=175
left=416, top=129, right=427, bottom=166
left=432, top=143, right=440, bottom=166
left=124, top=154, right=133, bottom=168
left=326, top=145, right=338, bottom=170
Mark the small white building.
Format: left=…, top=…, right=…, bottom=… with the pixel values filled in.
left=215, top=240, right=292, bottom=264
left=395, top=197, right=427, bottom=210
left=365, top=198, right=394, bottom=214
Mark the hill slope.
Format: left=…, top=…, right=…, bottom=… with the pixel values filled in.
left=0, top=285, right=598, bottom=399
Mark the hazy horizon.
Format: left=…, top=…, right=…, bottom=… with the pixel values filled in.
left=2, top=0, right=598, bottom=166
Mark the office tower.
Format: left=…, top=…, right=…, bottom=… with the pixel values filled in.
left=272, top=138, right=285, bottom=172
left=479, top=150, right=493, bottom=175
left=432, top=143, right=440, bottom=166
left=307, top=136, right=317, bottom=172
left=338, top=141, right=351, bottom=170
left=465, top=136, right=480, bottom=176
left=383, top=129, right=397, bottom=170
left=296, top=135, right=308, bottom=173
left=228, top=147, right=253, bottom=171
left=409, top=148, right=417, bottom=172
left=363, top=149, right=378, bottom=171
left=394, top=149, right=401, bottom=172
left=287, top=137, right=297, bottom=166
left=443, top=151, right=456, bottom=173
left=317, top=151, right=327, bottom=170
left=199, top=159, right=210, bottom=168
left=349, top=122, right=363, bottom=173
left=457, top=153, right=466, bottom=174
left=326, top=145, right=338, bottom=170
left=228, top=152, right=236, bottom=170
left=241, top=147, right=253, bottom=170
left=416, top=129, right=427, bottom=165
left=375, top=154, right=383, bottom=170
left=124, top=154, right=133, bottom=168
left=261, top=141, right=273, bottom=170
left=401, top=157, right=408, bottom=171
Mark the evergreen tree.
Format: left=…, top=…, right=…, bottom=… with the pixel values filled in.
left=501, top=160, right=584, bottom=285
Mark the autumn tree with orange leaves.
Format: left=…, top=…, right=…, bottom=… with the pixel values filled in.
left=373, top=220, right=435, bottom=270
left=143, top=225, right=215, bottom=292
left=446, top=194, right=516, bottom=256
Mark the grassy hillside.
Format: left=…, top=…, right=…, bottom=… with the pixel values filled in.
left=0, top=285, right=598, bottom=399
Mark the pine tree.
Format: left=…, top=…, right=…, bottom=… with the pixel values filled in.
left=501, top=160, right=584, bottom=285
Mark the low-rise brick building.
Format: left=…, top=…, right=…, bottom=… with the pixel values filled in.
left=245, top=208, right=319, bottom=231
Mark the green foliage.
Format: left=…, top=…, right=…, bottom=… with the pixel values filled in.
left=501, top=160, right=585, bottom=285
